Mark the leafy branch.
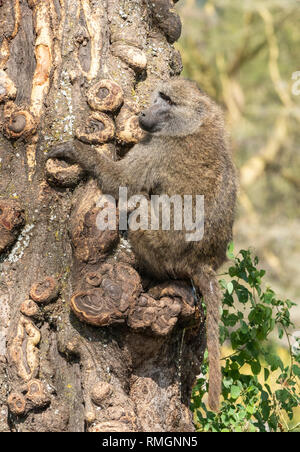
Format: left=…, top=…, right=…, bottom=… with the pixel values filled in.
left=192, top=245, right=300, bottom=432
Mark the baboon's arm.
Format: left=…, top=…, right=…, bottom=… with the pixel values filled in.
left=47, top=141, right=135, bottom=199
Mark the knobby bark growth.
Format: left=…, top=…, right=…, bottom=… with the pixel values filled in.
left=0, top=0, right=206, bottom=432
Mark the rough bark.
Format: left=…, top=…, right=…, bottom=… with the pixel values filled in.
left=0, top=0, right=206, bottom=432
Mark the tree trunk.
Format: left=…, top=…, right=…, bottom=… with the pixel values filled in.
left=0, top=0, right=206, bottom=432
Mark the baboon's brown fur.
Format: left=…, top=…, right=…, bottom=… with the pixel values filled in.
left=47, top=78, right=237, bottom=411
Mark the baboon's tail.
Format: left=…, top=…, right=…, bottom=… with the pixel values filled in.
left=193, top=265, right=221, bottom=412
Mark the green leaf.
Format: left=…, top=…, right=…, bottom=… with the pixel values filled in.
left=230, top=385, right=241, bottom=399
left=265, top=354, right=284, bottom=371
left=292, top=364, right=300, bottom=377
left=275, top=389, right=290, bottom=403
left=227, top=241, right=235, bottom=259
left=219, top=279, right=227, bottom=290
left=246, top=404, right=255, bottom=414
left=228, top=266, right=237, bottom=277
left=264, top=368, right=270, bottom=381
left=251, top=361, right=261, bottom=375
left=224, top=313, right=239, bottom=327
left=261, top=402, right=271, bottom=421
left=227, top=281, right=234, bottom=295
left=223, top=378, right=233, bottom=389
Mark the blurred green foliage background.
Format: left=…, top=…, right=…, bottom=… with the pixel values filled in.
left=175, top=0, right=300, bottom=330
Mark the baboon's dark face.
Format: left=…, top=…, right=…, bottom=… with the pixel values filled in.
left=139, top=79, right=218, bottom=138
left=139, top=91, right=173, bottom=134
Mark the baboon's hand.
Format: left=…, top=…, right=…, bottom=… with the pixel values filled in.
left=46, top=142, right=77, bottom=163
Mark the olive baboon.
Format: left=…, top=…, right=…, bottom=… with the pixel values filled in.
left=47, top=78, right=237, bottom=411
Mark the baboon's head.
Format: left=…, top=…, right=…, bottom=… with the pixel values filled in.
left=139, top=78, right=222, bottom=137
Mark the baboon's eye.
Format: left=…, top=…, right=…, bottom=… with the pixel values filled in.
left=159, top=92, right=174, bottom=105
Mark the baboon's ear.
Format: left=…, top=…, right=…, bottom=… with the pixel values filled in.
left=193, top=96, right=215, bottom=119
